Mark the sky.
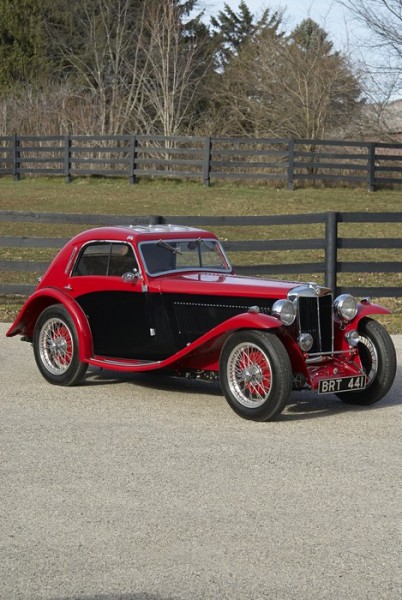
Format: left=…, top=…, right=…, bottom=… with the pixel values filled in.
left=199, top=0, right=354, bottom=54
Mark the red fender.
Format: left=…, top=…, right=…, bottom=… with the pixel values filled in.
left=88, top=311, right=282, bottom=373
left=356, top=300, right=391, bottom=320
left=182, top=312, right=281, bottom=368
left=178, top=311, right=282, bottom=360
left=334, top=301, right=391, bottom=353
left=6, top=287, right=93, bottom=361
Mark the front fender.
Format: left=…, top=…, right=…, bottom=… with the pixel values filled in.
left=6, top=287, right=93, bottom=361
left=210, top=311, right=282, bottom=333
left=177, top=311, right=282, bottom=358
left=159, top=311, right=282, bottom=371
left=335, top=301, right=392, bottom=352
left=356, top=301, right=391, bottom=320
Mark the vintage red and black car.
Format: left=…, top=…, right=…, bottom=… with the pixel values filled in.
left=7, top=224, right=397, bottom=420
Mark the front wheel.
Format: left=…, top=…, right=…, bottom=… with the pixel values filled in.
left=33, top=305, right=88, bottom=386
left=219, top=330, right=292, bottom=421
left=337, top=317, right=396, bottom=405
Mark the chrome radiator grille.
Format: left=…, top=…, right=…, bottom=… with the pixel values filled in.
left=298, top=294, right=333, bottom=353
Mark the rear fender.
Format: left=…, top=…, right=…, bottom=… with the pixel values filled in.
left=6, top=288, right=93, bottom=361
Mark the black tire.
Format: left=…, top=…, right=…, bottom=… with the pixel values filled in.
left=33, top=304, right=88, bottom=386
left=337, top=317, right=396, bottom=405
left=219, top=330, right=292, bottom=421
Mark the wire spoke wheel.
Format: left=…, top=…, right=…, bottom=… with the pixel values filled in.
left=228, top=342, right=273, bottom=408
left=39, top=318, right=74, bottom=375
left=358, top=333, right=378, bottom=388
left=220, top=330, right=292, bottom=421
left=33, top=305, right=88, bottom=386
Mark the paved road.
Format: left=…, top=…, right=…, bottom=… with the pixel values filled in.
left=1, top=323, right=401, bottom=600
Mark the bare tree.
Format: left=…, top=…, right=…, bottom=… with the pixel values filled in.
left=337, top=0, right=402, bottom=61
left=35, top=0, right=210, bottom=136
left=47, top=0, right=151, bottom=135
left=262, top=22, right=361, bottom=139
left=209, top=20, right=361, bottom=139
left=0, top=82, right=80, bottom=135
left=140, top=0, right=211, bottom=136
left=336, top=0, right=402, bottom=132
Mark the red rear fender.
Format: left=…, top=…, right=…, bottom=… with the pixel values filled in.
left=6, top=288, right=93, bottom=361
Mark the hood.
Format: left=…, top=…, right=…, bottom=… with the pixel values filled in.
left=149, top=271, right=297, bottom=299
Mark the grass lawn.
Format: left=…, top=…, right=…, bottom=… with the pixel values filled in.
left=1, top=177, right=401, bottom=331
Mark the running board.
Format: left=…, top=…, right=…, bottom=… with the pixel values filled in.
left=87, top=355, right=162, bottom=371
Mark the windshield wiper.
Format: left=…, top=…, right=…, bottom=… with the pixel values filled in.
left=156, top=240, right=182, bottom=254
left=198, top=238, right=215, bottom=250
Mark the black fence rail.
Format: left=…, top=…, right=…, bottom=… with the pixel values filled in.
left=0, top=211, right=401, bottom=298
left=2, top=135, right=402, bottom=190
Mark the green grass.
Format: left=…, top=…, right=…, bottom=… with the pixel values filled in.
left=1, top=177, right=401, bottom=331
left=1, top=176, right=402, bottom=214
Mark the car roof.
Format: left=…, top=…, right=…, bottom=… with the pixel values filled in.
left=70, top=224, right=216, bottom=245
left=117, top=224, right=206, bottom=235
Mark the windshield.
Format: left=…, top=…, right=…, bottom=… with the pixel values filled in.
left=139, top=238, right=231, bottom=276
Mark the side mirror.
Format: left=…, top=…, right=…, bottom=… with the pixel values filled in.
left=122, top=269, right=139, bottom=284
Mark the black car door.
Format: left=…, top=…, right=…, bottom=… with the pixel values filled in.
left=66, top=241, right=156, bottom=359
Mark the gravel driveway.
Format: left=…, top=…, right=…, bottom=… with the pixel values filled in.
left=1, top=323, right=401, bottom=600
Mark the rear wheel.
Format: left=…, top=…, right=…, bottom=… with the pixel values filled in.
left=337, top=317, right=396, bottom=405
left=33, top=305, right=88, bottom=386
left=219, top=330, right=292, bottom=421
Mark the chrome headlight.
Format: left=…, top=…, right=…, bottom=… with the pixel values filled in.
left=298, top=333, right=314, bottom=352
left=334, top=294, right=358, bottom=323
left=345, top=330, right=360, bottom=347
left=272, top=299, right=296, bottom=326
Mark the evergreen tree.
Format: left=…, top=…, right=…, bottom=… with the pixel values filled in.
left=291, top=18, right=334, bottom=54
left=0, top=0, right=54, bottom=90
left=210, top=1, right=283, bottom=70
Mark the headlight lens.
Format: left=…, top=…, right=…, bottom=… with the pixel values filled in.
left=345, top=330, right=360, bottom=347
left=334, top=294, right=358, bottom=322
left=272, top=299, right=296, bottom=326
left=298, top=333, right=314, bottom=352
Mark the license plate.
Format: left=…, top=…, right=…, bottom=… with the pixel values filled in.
left=318, top=375, right=366, bottom=394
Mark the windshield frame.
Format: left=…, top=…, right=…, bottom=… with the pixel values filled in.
left=138, top=238, right=232, bottom=277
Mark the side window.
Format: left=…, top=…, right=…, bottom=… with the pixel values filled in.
left=108, top=243, right=138, bottom=276
left=73, top=242, right=137, bottom=276
left=73, top=243, right=110, bottom=276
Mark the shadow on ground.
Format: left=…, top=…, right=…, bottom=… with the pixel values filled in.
left=81, top=365, right=402, bottom=423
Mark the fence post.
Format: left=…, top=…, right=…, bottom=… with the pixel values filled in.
left=12, top=134, right=20, bottom=181
left=287, top=139, right=295, bottom=190
left=203, top=136, right=212, bottom=187
left=325, top=212, right=338, bottom=293
left=64, top=135, right=71, bottom=183
left=367, top=142, right=376, bottom=192
left=128, top=135, right=137, bottom=184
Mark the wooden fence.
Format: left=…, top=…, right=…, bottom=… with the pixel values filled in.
left=0, top=211, right=401, bottom=298
left=2, top=135, right=402, bottom=190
